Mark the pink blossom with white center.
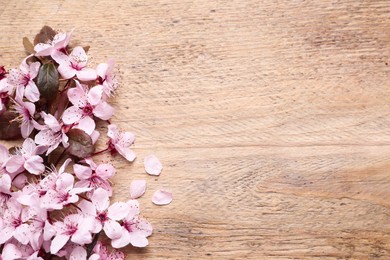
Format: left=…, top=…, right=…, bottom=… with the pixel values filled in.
left=62, top=80, right=114, bottom=125
left=5, top=138, right=46, bottom=175
left=50, top=214, right=93, bottom=254
left=107, top=124, right=136, bottom=162
left=89, top=242, right=124, bottom=260
left=52, top=47, right=97, bottom=81
left=8, top=55, right=40, bottom=102
left=78, top=188, right=128, bottom=240
left=74, top=158, right=115, bottom=196
left=10, top=96, right=36, bottom=138
left=34, top=29, right=74, bottom=56
left=0, top=198, right=33, bottom=245
left=96, top=59, right=118, bottom=98
left=34, top=111, right=70, bottom=155
left=41, top=172, right=90, bottom=210
left=111, top=200, right=153, bottom=248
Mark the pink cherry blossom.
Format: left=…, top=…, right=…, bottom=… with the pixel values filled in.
left=107, top=124, right=136, bottom=162
left=78, top=188, right=128, bottom=240
left=10, top=96, right=36, bottom=138
left=130, top=180, right=146, bottom=199
left=50, top=214, right=93, bottom=254
left=8, top=55, right=40, bottom=102
left=52, top=47, right=97, bottom=81
left=0, top=198, right=33, bottom=245
left=111, top=200, right=152, bottom=248
left=34, top=111, right=69, bottom=155
left=34, top=29, right=74, bottom=56
left=89, top=242, right=124, bottom=260
left=97, top=59, right=118, bottom=98
left=41, top=172, right=90, bottom=210
left=144, top=154, right=163, bottom=176
left=152, top=190, right=173, bottom=205
left=74, top=159, right=115, bottom=196
left=5, top=138, right=46, bottom=175
left=62, top=80, right=114, bottom=125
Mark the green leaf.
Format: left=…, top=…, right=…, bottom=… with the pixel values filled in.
left=0, top=111, right=22, bottom=140
left=36, top=63, right=59, bottom=102
left=67, top=129, right=95, bottom=158
left=23, top=37, right=35, bottom=54
left=34, top=25, right=56, bottom=46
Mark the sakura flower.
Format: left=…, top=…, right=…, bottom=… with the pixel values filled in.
left=130, top=180, right=146, bottom=199
left=111, top=200, right=153, bottom=248
left=10, top=96, right=36, bottom=138
left=34, top=28, right=74, bottom=56
left=41, top=172, right=90, bottom=210
left=78, top=188, right=128, bottom=239
left=0, top=67, right=14, bottom=113
left=152, top=190, right=173, bottom=206
left=5, top=138, right=46, bottom=175
left=34, top=111, right=69, bottom=155
left=97, top=59, right=118, bottom=98
left=8, top=55, right=40, bottom=102
left=62, top=80, right=114, bottom=125
left=89, top=242, right=124, bottom=260
left=144, top=154, right=163, bottom=176
left=52, top=47, right=97, bottom=81
left=50, top=214, right=93, bottom=254
left=74, top=159, right=115, bottom=195
left=107, top=124, right=136, bottom=162
left=0, top=198, right=33, bottom=245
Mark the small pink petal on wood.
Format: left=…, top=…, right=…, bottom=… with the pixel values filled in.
left=152, top=190, right=172, bottom=205
left=130, top=180, right=147, bottom=199
left=144, top=154, right=162, bottom=175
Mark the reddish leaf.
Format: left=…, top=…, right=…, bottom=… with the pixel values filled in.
left=34, top=26, right=56, bottom=45
left=67, top=129, right=95, bottom=158
left=23, top=37, right=35, bottom=54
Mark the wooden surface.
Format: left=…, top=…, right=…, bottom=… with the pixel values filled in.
left=1, top=0, right=390, bottom=259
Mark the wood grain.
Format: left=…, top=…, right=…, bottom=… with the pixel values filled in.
left=1, top=0, right=390, bottom=259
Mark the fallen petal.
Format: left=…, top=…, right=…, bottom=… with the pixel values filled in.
left=144, top=154, right=162, bottom=176
left=152, top=190, right=172, bottom=205
left=130, top=180, right=146, bottom=199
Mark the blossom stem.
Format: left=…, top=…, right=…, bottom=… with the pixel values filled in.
left=92, top=147, right=110, bottom=156
left=87, top=231, right=101, bottom=257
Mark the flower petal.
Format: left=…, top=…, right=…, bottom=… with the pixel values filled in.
left=129, top=180, right=146, bottom=199
left=50, top=234, right=70, bottom=254
left=103, top=219, right=122, bottom=239
left=92, top=188, right=110, bottom=212
left=73, top=163, right=93, bottom=180
left=152, top=190, right=173, bottom=205
left=62, top=106, right=83, bottom=124
left=70, top=246, right=87, bottom=260
left=93, top=102, right=114, bottom=120
left=25, top=81, right=40, bottom=102
left=107, top=202, right=129, bottom=221
left=67, top=81, right=88, bottom=108
left=77, top=68, right=97, bottom=81
left=74, top=116, right=95, bottom=135
left=87, top=85, right=103, bottom=106
left=2, top=242, right=23, bottom=260
left=24, top=155, right=45, bottom=175
left=115, top=145, right=136, bottom=162
left=144, top=154, right=163, bottom=176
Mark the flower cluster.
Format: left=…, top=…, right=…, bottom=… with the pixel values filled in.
left=0, top=26, right=171, bottom=259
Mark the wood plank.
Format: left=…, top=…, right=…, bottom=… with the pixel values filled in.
left=1, top=0, right=390, bottom=258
